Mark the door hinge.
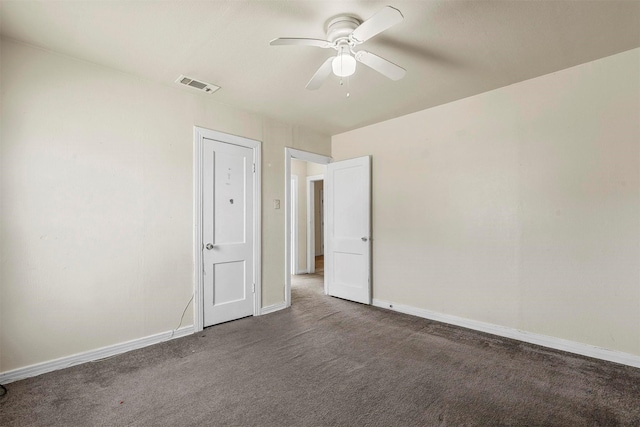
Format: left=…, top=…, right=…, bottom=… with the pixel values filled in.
left=252, top=283, right=256, bottom=293
left=253, top=163, right=256, bottom=173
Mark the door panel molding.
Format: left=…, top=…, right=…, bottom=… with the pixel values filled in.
left=194, top=127, right=262, bottom=332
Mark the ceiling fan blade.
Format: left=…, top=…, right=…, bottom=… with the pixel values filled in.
left=350, top=6, right=403, bottom=43
left=306, top=57, right=334, bottom=90
left=355, top=51, right=406, bottom=81
left=270, top=38, right=332, bottom=48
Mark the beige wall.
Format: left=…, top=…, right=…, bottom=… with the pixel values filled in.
left=290, top=160, right=326, bottom=273
left=307, top=162, right=325, bottom=257
left=0, top=39, right=330, bottom=373
left=291, top=159, right=308, bottom=273
left=307, top=162, right=326, bottom=177
left=306, top=162, right=325, bottom=258
left=332, top=48, right=640, bottom=356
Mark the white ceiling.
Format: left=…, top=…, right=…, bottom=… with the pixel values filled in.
left=1, top=0, right=639, bottom=136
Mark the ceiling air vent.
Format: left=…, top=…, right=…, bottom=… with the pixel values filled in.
left=175, top=75, right=220, bottom=94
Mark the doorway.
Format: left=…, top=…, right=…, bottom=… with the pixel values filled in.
left=285, top=148, right=372, bottom=308
left=306, top=175, right=324, bottom=274
left=291, top=161, right=325, bottom=276
left=285, top=148, right=331, bottom=307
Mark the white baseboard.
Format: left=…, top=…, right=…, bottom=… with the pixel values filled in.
left=260, top=302, right=287, bottom=315
left=372, top=299, right=640, bottom=369
left=0, top=325, right=195, bottom=385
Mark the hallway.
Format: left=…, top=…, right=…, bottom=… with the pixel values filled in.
left=291, top=255, right=323, bottom=293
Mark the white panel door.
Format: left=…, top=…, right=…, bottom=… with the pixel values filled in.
left=325, top=156, right=371, bottom=304
left=203, top=138, right=254, bottom=327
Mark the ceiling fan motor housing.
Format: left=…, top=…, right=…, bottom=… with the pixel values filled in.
left=326, top=16, right=361, bottom=44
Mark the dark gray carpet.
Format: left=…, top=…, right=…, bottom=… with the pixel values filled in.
left=1, top=274, right=639, bottom=426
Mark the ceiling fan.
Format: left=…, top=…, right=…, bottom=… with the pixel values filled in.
left=270, top=6, right=406, bottom=90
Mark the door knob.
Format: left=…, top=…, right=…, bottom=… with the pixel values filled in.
left=205, top=243, right=214, bottom=250
left=361, top=237, right=368, bottom=242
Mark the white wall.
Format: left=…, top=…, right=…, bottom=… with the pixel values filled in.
left=332, top=48, right=640, bottom=356
left=314, top=180, right=324, bottom=255
left=0, top=39, right=330, bottom=373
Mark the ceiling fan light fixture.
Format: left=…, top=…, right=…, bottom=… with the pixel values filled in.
left=270, top=6, right=405, bottom=89
left=332, top=47, right=356, bottom=77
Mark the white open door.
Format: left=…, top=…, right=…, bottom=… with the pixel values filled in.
left=325, top=156, right=371, bottom=304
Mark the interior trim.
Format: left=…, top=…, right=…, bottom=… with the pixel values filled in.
left=260, top=302, right=288, bottom=315
left=372, top=299, right=640, bottom=369
left=194, top=127, right=262, bottom=331
left=0, top=326, right=194, bottom=385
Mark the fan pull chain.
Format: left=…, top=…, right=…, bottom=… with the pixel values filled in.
left=338, top=76, right=350, bottom=98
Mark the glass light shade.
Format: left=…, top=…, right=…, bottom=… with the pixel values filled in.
left=332, top=51, right=356, bottom=77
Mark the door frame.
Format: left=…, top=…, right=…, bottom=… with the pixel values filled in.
left=194, top=126, right=262, bottom=332
left=306, top=175, right=324, bottom=274
left=284, top=148, right=331, bottom=307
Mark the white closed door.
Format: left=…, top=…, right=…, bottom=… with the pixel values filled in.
left=325, top=156, right=371, bottom=304
left=203, top=138, right=254, bottom=327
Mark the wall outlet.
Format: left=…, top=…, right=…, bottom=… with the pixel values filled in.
left=274, top=199, right=281, bottom=209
